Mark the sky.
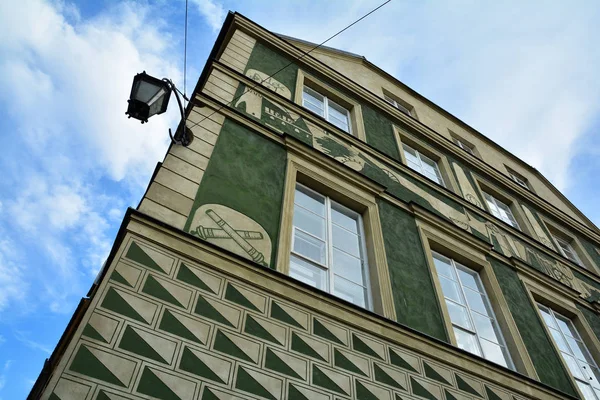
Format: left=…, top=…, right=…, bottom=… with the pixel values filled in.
left=0, top=0, right=599, bottom=398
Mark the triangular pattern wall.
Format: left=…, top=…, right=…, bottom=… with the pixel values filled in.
left=44, top=238, right=535, bottom=400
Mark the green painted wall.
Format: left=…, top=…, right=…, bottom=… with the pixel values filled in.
left=580, top=237, right=600, bottom=270
left=489, top=257, right=578, bottom=397
left=377, top=199, right=448, bottom=342
left=362, top=104, right=400, bottom=161
left=245, top=42, right=298, bottom=96
left=577, top=304, right=600, bottom=344
left=184, top=118, right=287, bottom=268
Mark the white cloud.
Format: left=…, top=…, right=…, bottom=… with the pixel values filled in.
left=14, top=332, right=52, bottom=355
left=0, top=235, right=28, bottom=312
left=0, top=360, right=12, bottom=392
left=191, top=0, right=226, bottom=32
left=0, top=0, right=185, bottom=314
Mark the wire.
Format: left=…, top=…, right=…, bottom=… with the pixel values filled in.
left=184, top=0, right=189, bottom=106
left=186, top=0, right=392, bottom=132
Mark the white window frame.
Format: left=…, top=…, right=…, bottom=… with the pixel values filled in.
left=537, top=304, right=600, bottom=400
left=508, top=171, right=529, bottom=190
left=483, top=192, right=521, bottom=230
left=290, top=183, right=372, bottom=309
left=302, top=86, right=352, bottom=134
left=455, top=138, right=475, bottom=156
left=552, top=234, right=583, bottom=266
left=402, top=143, right=446, bottom=187
left=383, top=93, right=411, bottom=116
left=432, top=251, right=515, bottom=369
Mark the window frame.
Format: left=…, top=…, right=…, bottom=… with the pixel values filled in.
left=290, top=183, right=372, bottom=309
left=473, top=178, right=532, bottom=235
left=295, top=70, right=366, bottom=140
left=381, top=89, right=415, bottom=118
left=505, top=167, right=531, bottom=191
left=431, top=251, right=515, bottom=370
left=537, top=303, right=600, bottom=399
left=483, top=191, right=521, bottom=230
left=415, top=216, right=537, bottom=376
left=277, top=147, right=395, bottom=318
left=402, top=143, right=446, bottom=187
left=541, top=218, right=598, bottom=272
left=449, top=131, right=479, bottom=158
left=394, top=127, right=460, bottom=193
left=302, top=86, right=352, bottom=134
left=524, top=279, right=600, bottom=400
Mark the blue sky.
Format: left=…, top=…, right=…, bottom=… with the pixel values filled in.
left=1, top=1, right=599, bottom=398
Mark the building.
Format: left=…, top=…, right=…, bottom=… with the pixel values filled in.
left=31, top=12, right=600, bottom=400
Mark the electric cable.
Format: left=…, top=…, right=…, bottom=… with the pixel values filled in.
left=183, top=0, right=189, bottom=107
left=185, top=0, right=392, bottom=132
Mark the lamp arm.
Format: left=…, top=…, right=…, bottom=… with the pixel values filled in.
left=164, top=79, right=192, bottom=146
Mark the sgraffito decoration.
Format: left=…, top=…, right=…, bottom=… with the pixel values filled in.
left=226, top=65, right=600, bottom=302
left=188, top=204, right=272, bottom=267
left=42, top=237, right=535, bottom=400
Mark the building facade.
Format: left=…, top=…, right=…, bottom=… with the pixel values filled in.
left=31, top=12, right=600, bottom=400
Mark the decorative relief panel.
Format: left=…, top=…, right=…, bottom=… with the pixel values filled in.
left=43, top=238, right=538, bottom=400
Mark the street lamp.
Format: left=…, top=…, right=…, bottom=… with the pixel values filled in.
left=125, top=71, right=193, bottom=146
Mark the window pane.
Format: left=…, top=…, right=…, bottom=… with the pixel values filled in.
left=439, top=276, right=464, bottom=304
left=549, top=328, right=570, bottom=353
left=303, top=87, right=324, bottom=103
left=407, top=159, right=422, bottom=172
left=332, top=248, right=364, bottom=286
left=403, top=144, right=419, bottom=161
left=433, top=254, right=456, bottom=279
left=563, top=353, right=585, bottom=379
left=333, top=276, right=366, bottom=307
left=332, top=225, right=361, bottom=257
left=577, top=382, right=597, bottom=400
left=454, top=328, right=481, bottom=356
left=331, top=206, right=358, bottom=233
left=567, top=336, right=595, bottom=364
left=464, top=288, right=489, bottom=316
left=295, top=187, right=325, bottom=216
left=556, top=316, right=578, bottom=339
left=539, top=306, right=558, bottom=329
left=293, top=229, right=326, bottom=264
left=582, top=363, right=600, bottom=389
left=304, top=101, right=325, bottom=117
left=472, top=313, right=499, bottom=343
left=290, top=255, right=327, bottom=290
left=457, top=268, right=480, bottom=291
left=480, top=339, right=508, bottom=368
left=446, top=300, right=472, bottom=330
left=328, top=99, right=349, bottom=119
left=293, top=205, right=325, bottom=239
left=329, top=117, right=349, bottom=133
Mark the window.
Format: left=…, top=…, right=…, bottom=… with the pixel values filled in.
left=483, top=192, right=520, bottom=229
left=552, top=234, right=583, bottom=266
left=383, top=93, right=411, bottom=116
left=507, top=169, right=529, bottom=190
left=538, top=304, right=600, bottom=400
left=432, top=252, right=514, bottom=368
left=454, top=137, right=475, bottom=156
left=302, top=86, right=351, bottom=133
left=402, top=143, right=445, bottom=187
left=290, top=183, right=370, bottom=308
